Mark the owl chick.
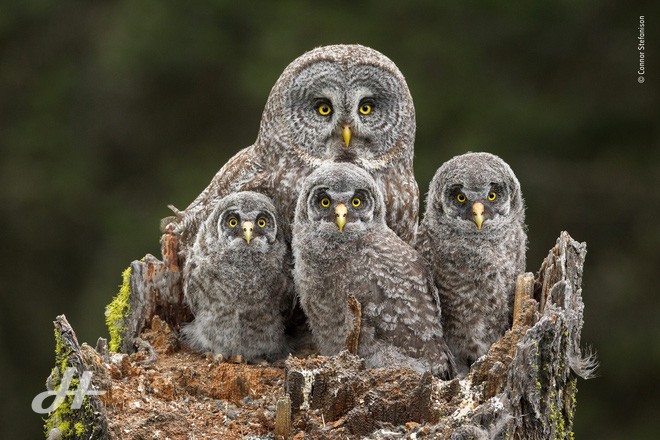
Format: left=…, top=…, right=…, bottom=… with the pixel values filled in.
left=417, top=152, right=527, bottom=376
left=182, top=191, right=291, bottom=362
left=293, top=162, right=454, bottom=378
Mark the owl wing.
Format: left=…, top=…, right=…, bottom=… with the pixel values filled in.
left=375, top=165, right=419, bottom=245
left=365, top=228, right=454, bottom=377
left=184, top=145, right=268, bottom=212
left=181, top=241, right=211, bottom=316
left=172, top=144, right=271, bottom=247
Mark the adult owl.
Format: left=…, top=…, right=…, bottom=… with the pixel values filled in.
left=181, top=191, right=291, bottom=362
left=171, top=44, right=418, bottom=248
left=416, top=152, right=527, bottom=376
left=292, top=163, right=454, bottom=378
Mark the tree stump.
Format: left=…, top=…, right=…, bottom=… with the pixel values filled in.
left=105, top=228, right=192, bottom=354
left=42, top=231, right=595, bottom=439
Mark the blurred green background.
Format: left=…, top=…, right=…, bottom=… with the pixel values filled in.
left=1, top=1, right=657, bottom=438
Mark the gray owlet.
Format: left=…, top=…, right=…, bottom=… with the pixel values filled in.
left=172, top=44, right=419, bottom=249
left=292, top=163, right=455, bottom=378
left=181, top=191, right=291, bottom=362
left=416, top=152, right=527, bottom=376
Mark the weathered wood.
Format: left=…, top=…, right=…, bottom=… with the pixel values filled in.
left=344, top=294, right=362, bottom=355
left=513, top=272, right=536, bottom=327
left=44, top=231, right=595, bottom=439
left=111, top=230, right=192, bottom=354
left=284, top=351, right=438, bottom=436
left=44, top=316, right=109, bottom=440
left=274, top=394, right=292, bottom=439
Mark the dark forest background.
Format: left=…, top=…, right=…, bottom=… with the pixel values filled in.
left=1, top=1, right=657, bottom=438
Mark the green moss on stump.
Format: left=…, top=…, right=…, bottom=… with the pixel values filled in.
left=105, top=266, right=132, bottom=352
left=74, top=421, right=85, bottom=436
left=43, top=330, right=80, bottom=438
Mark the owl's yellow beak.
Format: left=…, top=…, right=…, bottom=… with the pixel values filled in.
left=335, top=203, right=348, bottom=232
left=242, top=221, right=254, bottom=244
left=472, top=202, right=485, bottom=230
left=342, top=124, right=352, bottom=148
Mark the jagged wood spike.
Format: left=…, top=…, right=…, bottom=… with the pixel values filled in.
left=344, top=294, right=362, bottom=355
left=513, top=272, right=536, bottom=327
left=274, top=394, right=292, bottom=439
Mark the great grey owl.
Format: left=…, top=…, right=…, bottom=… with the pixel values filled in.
left=416, top=152, right=527, bottom=376
left=292, top=163, right=455, bottom=378
left=171, top=44, right=418, bottom=249
left=181, top=191, right=291, bottom=362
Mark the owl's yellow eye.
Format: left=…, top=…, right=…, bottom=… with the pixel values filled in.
left=317, top=103, right=332, bottom=116
left=456, top=193, right=466, bottom=203
left=359, top=103, right=372, bottom=115
left=257, top=217, right=267, bottom=228
left=228, top=217, right=239, bottom=228
left=488, top=192, right=497, bottom=201
left=351, top=197, right=362, bottom=208
left=320, top=197, right=331, bottom=208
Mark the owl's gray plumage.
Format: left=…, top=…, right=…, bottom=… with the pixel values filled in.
left=292, top=163, right=454, bottom=378
left=173, top=44, right=418, bottom=248
left=416, top=152, right=527, bottom=376
left=181, top=191, right=291, bottom=362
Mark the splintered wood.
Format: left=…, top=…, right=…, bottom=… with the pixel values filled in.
left=344, top=294, right=362, bottom=355
left=274, top=395, right=292, bottom=439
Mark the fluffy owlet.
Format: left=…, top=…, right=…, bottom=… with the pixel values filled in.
left=416, top=152, right=527, bottom=376
left=181, top=191, right=291, bottom=362
left=172, top=44, right=419, bottom=249
left=292, top=163, right=454, bottom=378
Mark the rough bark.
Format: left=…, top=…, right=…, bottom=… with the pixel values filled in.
left=113, top=228, right=192, bottom=354
left=43, top=231, right=594, bottom=439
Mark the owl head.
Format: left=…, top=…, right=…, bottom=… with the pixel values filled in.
left=204, top=191, right=281, bottom=252
left=258, top=44, right=415, bottom=170
left=294, top=162, right=385, bottom=238
left=426, top=152, right=525, bottom=232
